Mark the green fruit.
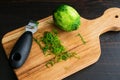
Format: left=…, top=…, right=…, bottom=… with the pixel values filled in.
left=53, top=4, right=81, bottom=32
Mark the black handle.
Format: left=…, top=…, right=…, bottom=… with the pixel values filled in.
left=9, top=31, right=32, bottom=69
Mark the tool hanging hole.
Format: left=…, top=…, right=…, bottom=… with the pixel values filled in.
left=13, top=53, right=21, bottom=61
left=115, top=15, right=119, bottom=18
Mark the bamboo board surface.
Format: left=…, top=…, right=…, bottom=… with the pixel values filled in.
left=2, top=8, right=120, bottom=80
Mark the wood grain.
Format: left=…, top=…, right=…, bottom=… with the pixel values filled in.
left=2, top=8, right=120, bottom=80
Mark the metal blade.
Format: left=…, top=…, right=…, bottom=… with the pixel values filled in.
left=25, top=20, right=39, bottom=34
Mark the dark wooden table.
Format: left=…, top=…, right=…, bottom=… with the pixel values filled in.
left=0, top=0, right=120, bottom=80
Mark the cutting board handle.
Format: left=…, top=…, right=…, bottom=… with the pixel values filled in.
left=86, top=8, right=120, bottom=36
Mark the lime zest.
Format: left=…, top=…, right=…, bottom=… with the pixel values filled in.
left=77, top=33, right=86, bottom=44
left=34, top=29, right=78, bottom=67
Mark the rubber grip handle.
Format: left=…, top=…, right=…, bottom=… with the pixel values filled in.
left=9, top=31, right=32, bottom=69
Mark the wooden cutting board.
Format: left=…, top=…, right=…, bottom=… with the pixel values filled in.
left=2, top=8, right=120, bottom=80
